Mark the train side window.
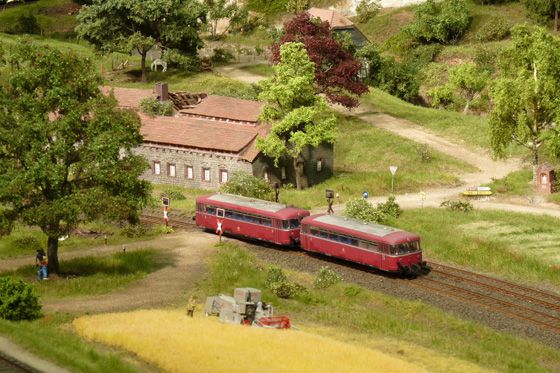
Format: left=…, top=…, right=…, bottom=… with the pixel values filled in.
left=282, top=220, right=289, bottom=230
left=349, top=238, right=359, bottom=247
left=329, top=233, right=339, bottom=242
left=289, top=219, right=300, bottom=229
left=196, top=203, right=204, bottom=212
left=320, top=230, right=328, bottom=239
left=339, top=236, right=348, bottom=244
left=390, top=245, right=397, bottom=255
left=261, top=218, right=272, bottom=227
left=225, top=210, right=233, bottom=218
left=206, top=206, right=216, bottom=215
left=310, top=228, right=318, bottom=236
left=370, top=242, right=379, bottom=252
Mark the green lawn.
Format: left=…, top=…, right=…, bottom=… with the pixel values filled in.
left=484, top=169, right=533, bottom=196
left=201, top=243, right=560, bottom=373
left=363, top=89, right=493, bottom=151
left=0, top=0, right=77, bottom=35
left=148, top=184, right=209, bottom=217
left=0, top=314, right=136, bottom=372
left=238, top=63, right=273, bottom=77
left=0, top=222, right=163, bottom=260
left=3, top=249, right=172, bottom=298
left=389, top=208, right=560, bottom=286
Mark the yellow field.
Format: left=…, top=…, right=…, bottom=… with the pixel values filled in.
left=74, top=310, right=427, bottom=373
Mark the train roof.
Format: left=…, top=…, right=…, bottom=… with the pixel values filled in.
left=197, top=193, right=309, bottom=218
left=303, top=214, right=419, bottom=243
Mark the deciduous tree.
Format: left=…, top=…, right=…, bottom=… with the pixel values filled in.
left=76, top=0, right=205, bottom=82
left=449, top=62, right=490, bottom=114
left=489, top=26, right=560, bottom=181
left=408, top=0, right=470, bottom=44
left=0, top=44, right=150, bottom=274
left=271, top=13, right=368, bottom=109
left=258, top=42, right=336, bottom=190
left=356, top=0, right=381, bottom=23
left=522, top=0, right=560, bottom=31
left=204, top=0, right=248, bottom=39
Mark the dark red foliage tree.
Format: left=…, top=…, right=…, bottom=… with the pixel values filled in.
left=271, top=13, right=368, bottom=108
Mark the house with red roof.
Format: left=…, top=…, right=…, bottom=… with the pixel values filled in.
left=103, top=84, right=333, bottom=189
left=307, top=7, right=370, bottom=48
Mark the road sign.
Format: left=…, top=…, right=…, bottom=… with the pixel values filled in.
left=389, top=166, right=398, bottom=176
left=389, top=166, right=398, bottom=193
left=162, top=197, right=170, bottom=206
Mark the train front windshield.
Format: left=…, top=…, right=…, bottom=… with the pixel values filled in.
left=282, top=219, right=301, bottom=229
left=391, top=241, right=421, bottom=255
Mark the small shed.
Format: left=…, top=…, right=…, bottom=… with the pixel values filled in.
left=537, top=164, right=556, bottom=194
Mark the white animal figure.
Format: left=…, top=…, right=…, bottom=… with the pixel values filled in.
left=151, top=58, right=167, bottom=72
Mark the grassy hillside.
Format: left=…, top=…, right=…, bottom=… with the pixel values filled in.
left=0, top=0, right=78, bottom=36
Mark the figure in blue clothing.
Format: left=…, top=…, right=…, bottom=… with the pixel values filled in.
left=362, top=191, right=369, bottom=199
left=35, top=249, right=48, bottom=280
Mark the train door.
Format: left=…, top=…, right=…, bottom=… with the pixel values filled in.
left=380, top=244, right=389, bottom=270
left=273, top=219, right=282, bottom=244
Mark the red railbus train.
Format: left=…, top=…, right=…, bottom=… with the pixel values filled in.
left=300, top=214, right=428, bottom=275
left=195, top=193, right=310, bottom=246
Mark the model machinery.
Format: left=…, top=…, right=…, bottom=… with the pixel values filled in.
left=204, top=288, right=291, bottom=329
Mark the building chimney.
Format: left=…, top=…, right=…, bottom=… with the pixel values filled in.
left=155, top=82, right=169, bottom=101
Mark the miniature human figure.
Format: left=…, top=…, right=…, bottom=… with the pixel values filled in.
left=186, top=295, right=197, bottom=317
left=35, top=249, right=48, bottom=280
left=216, top=219, right=223, bottom=242
left=327, top=198, right=334, bottom=215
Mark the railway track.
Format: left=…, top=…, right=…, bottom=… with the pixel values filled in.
left=139, top=214, right=560, bottom=336
left=414, top=262, right=560, bottom=334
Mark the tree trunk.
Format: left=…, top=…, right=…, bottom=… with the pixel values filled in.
left=141, top=52, right=148, bottom=83
left=47, top=236, right=60, bottom=275
left=293, top=157, right=303, bottom=190
left=463, top=99, right=470, bottom=115
left=532, top=149, right=539, bottom=183
left=555, top=9, right=558, bottom=32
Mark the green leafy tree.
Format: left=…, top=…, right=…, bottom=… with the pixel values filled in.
left=76, top=0, right=205, bottom=82
left=286, top=0, right=310, bottom=14
left=408, top=0, right=470, bottom=44
left=449, top=63, right=490, bottom=114
left=0, top=45, right=150, bottom=274
left=257, top=42, right=336, bottom=190
left=489, top=26, right=560, bottom=181
left=356, top=0, right=381, bottom=23
left=522, top=0, right=560, bottom=31
left=220, top=172, right=273, bottom=200
left=204, top=0, right=248, bottom=39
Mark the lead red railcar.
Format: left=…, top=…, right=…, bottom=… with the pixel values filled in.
left=300, top=214, right=428, bottom=275
left=195, top=193, right=310, bottom=246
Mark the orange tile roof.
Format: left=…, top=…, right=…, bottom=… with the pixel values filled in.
left=239, top=124, right=270, bottom=162
left=178, top=95, right=262, bottom=123
left=307, top=7, right=354, bottom=28
left=101, top=86, right=155, bottom=110
left=139, top=113, right=259, bottom=154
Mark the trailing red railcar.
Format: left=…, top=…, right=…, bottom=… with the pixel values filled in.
left=195, top=193, right=310, bottom=246
left=300, top=214, right=428, bottom=275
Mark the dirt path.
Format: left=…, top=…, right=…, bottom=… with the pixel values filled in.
left=214, top=62, right=265, bottom=85
left=42, top=231, right=217, bottom=313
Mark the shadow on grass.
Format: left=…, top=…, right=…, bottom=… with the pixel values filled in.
left=7, top=249, right=173, bottom=279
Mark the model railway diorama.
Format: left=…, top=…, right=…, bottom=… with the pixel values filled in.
left=195, top=193, right=429, bottom=276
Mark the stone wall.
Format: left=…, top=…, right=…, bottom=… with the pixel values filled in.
left=252, top=143, right=334, bottom=188
left=135, top=143, right=253, bottom=189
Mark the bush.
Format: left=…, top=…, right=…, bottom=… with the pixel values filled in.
left=440, top=199, right=473, bottom=212
left=163, top=49, right=200, bottom=71
left=269, top=280, right=304, bottom=299
left=377, top=57, right=420, bottom=103
left=211, top=48, right=235, bottom=64
left=313, top=266, right=342, bottom=289
left=356, top=0, right=381, bottom=23
left=139, top=98, right=173, bottom=117
left=376, top=196, right=402, bottom=219
left=160, top=190, right=186, bottom=201
left=220, top=172, right=273, bottom=201
left=0, top=277, right=41, bottom=321
left=416, top=143, right=433, bottom=163
left=13, top=13, right=41, bottom=35
left=345, top=198, right=385, bottom=223
left=476, top=16, right=511, bottom=42
left=121, top=223, right=147, bottom=238
left=12, top=236, right=42, bottom=251
left=265, top=266, right=287, bottom=289
left=427, top=84, right=455, bottom=109
left=408, top=0, right=471, bottom=44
